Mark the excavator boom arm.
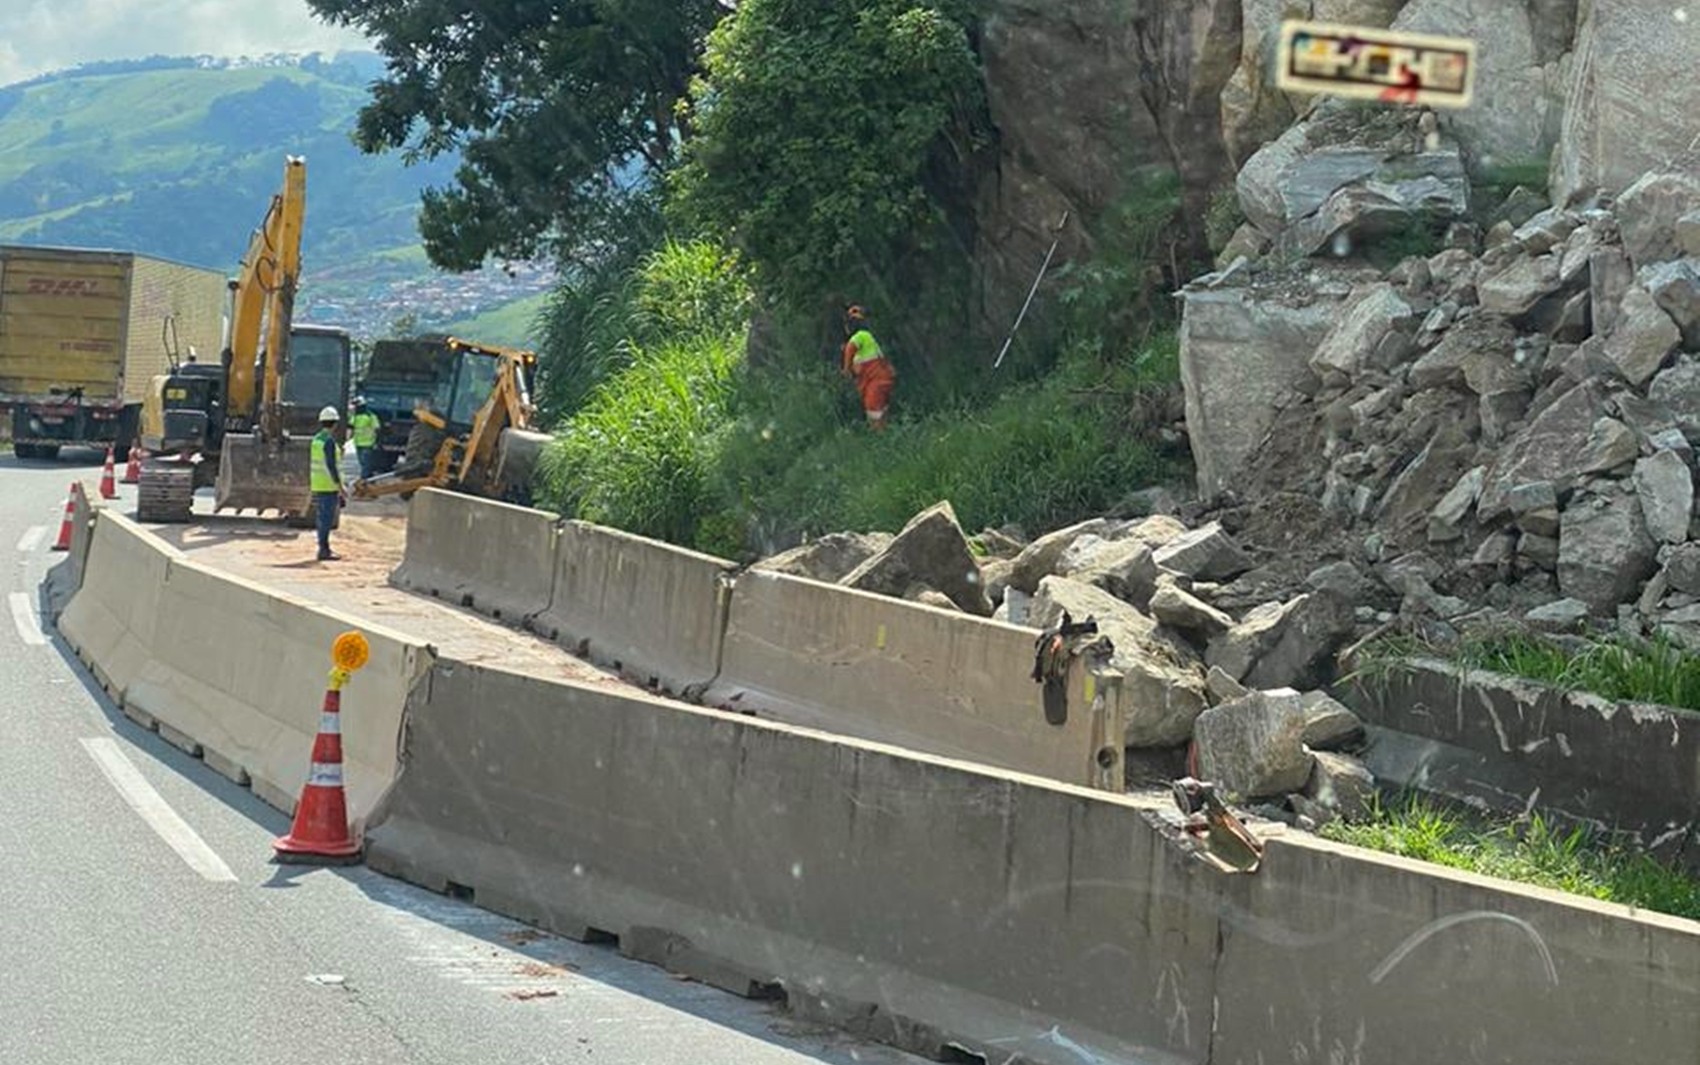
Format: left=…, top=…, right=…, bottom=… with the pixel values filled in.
left=224, top=158, right=306, bottom=433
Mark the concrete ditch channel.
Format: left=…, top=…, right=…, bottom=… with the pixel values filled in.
left=45, top=487, right=1700, bottom=1063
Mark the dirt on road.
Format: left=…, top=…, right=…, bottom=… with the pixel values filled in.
left=143, top=501, right=646, bottom=693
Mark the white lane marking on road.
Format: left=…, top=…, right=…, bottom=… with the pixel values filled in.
left=16, top=525, right=45, bottom=553
left=80, top=737, right=238, bottom=883
left=8, top=592, right=44, bottom=646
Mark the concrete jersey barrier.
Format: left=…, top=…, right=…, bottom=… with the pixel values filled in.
left=709, top=568, right=1125, bottom=790
left=1344, top=657, right=1700, bottom=866
left=534, top=520, right=736, bottom=694
left=59, top=510, right=433, bottom=821
left=392, top=488, right=560, bottom=625
left=369, top=659, right=1700, bottom=1065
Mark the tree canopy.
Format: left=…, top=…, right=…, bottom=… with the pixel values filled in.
left=307, top=0, right=732, bottom=270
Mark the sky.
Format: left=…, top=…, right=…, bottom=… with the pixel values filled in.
left=0, top=0, right=373, bottom=87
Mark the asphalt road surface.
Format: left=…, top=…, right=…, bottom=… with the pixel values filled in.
left=0, top=451, right=919, bottom=1065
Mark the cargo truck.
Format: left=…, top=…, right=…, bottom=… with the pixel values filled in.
left=0, top=246, right=225, bottom=460
left=356, top=335, right=457, bottom=475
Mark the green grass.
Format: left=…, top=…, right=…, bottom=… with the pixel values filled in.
left=1323, top=796, right=1700, bottom=921
left=440, top=292, right=553, bottom=349
left=1353, top=631, right=1700, bottom=712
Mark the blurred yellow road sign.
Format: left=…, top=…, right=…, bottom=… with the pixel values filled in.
left=1277, top=21, right=1476, bottom=108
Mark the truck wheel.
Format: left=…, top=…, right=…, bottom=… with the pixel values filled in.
left=36, top=445, right=59, bottom=461
left=12, top=443, right=34, bottom=460
left=402, top=422, right=448, bottom=477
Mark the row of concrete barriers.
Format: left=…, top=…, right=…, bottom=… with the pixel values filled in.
left=369, top=656, right=1700, bottom=1065
left=57, top=510, right=432, bottom=822
left=393, top=488, right=1128, bottom=791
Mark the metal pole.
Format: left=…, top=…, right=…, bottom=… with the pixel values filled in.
left=993, top=210, right=1070, bottom=370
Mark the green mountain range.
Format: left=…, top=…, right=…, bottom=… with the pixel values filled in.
left=0, top=55, right=553, bottom=344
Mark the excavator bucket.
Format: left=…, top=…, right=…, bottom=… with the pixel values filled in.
left=216, top=433, right=315, bottom=518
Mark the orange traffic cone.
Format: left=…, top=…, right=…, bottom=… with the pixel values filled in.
left=51, top=483, right=78, bottom=552
left=98, top=447, right=117, bottom=500
left=121, top=445, right=142, bottom=485
left=274, top=632, right=371, bottom=865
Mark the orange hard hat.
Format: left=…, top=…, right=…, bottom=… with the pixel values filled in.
left=845, top=304, right=868, bottom=321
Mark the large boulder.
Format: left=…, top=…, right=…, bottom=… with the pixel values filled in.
left=1206, top=592, right=1355, bottom=690
left=1149, top=583, right=1235, bottom=640
left=1557, top=490, right=1659, bottom=614
left=1304, top=751, right=1377, bottom=822
left=842, top=502, right=993, bottom=616
left=1180, top=284, right=1345, bottom=498
left=1069, top=540, right=1161, bottom=607
left=1394, top=0, right=1564, bottom=174
left=755, top=532, right=893, bottom=583
left=1650, top=357, right=1700, bottom=443
left=1477, top=380, right=1610, bottom=522
left=1298, top=691, right=1365, bottom=750
left=1030, top=577, right=1208, bottom=748
left=1552, top=2, right=1700, bottom=203
left=1374, top=425, right=1477, bottom=535
left=1007, top=518, right=1111, bottom=595
left=1477, top=254, right=1565, bottom=316
left=1193, top=690, right=1315, bottom=800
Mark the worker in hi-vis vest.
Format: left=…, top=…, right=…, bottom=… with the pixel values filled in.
left=349, top=396, right=381, bottom=479
left=841, top=304, right=895, bottom=431
left=309, top=406, right=346, bottom=562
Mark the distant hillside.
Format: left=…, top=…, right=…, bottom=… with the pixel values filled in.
left=0, top=54, right=554, bottom=337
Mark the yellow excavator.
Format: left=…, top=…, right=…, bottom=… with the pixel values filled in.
left=137, top=157, right=351, bottom=523
left=351, top=336, right=550, bottom=505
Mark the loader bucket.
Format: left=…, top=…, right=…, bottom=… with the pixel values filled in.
left=216, top=434, right=315, bottom=518
left=495, top=428, right=552, bottom=497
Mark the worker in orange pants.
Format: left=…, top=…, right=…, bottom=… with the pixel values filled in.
left=841, top=304, right=895, bottom=431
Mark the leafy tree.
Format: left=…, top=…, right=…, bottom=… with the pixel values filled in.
left=306, top=0, right=734, bottom=270
left=671, top=0, right=985, bottom=346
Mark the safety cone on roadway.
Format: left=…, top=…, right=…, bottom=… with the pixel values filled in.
left=274, top=631, right=371, bottom=865
left=51, top=483, right=79, bottom=552
left=121, top=445, right=142, bottom=485
left=98, top=447, right=117, bottom=500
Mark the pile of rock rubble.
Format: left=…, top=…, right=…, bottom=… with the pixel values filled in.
left=755, top=500, right=1376, bottom=826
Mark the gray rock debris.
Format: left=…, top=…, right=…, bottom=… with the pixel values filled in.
left=1149, top=583, right=1235, bottom=640
left=1428, top=465, right=1485, bottom=543
left=1557, top=492, right=1658, bottom=615
left=1525, top=597, right=1591, bottom=632
left=755, top=532, right=893, bottom=584
left=1067, top=539, right=1159, bottom=608
left=1477, top=253, right=1564, bottom=316
left=1303, top=751, right=1377, bottom=822
left=1679, top=212, right=1700, bottom=259
left=1614, top=171, right=1700, bottom=270
left=1297, top=690, right=1364, bottom=750
left=1579, top=417, right=1637, bottom=474
left=841, top=502, right=993, bottom=616
left=1008, top=518, right=1111, bottom=595
left=1030, top=577, right=1207, bottom=749
left=1205, top=664, right=1249, bottom=705
left=1633, top=450, right=1694, bottom=546
left=1151, top=521, right=1252, bottom=582
left=1649, top=357, right=1700, bottom=443
left=1591, top=246, right=1635, bottom=337
left=1603, top=286, right=1680, bottom=387
left=1193, top=690, right=1315, bottom=800
left=1642, top=259, right=1700, bottom=349
left=1662, top=542, right=1700, bottom=597
left=1309, top=284, right=1415, bottom=381
left=1206, top=592, right=1354, bottom=691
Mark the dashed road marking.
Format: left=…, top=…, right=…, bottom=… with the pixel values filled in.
left=8, top=592, right=44, bottom=646
left=80, top=737, right=238, bottom=883
left=16, top=525, right=45, bottom=553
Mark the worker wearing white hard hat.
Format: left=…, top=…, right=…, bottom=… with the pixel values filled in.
left=309, top=406, right=345, bottom=561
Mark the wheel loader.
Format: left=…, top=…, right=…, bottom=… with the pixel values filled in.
left=350, top=337, right=550, bottom=506
left=136, top=156, right=351, bottom=523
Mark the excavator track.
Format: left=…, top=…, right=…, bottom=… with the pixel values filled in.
left=136, top=463, right=195, bottom=524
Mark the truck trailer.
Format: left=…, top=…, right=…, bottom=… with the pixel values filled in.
left=0, top=245, right=225, bottom=459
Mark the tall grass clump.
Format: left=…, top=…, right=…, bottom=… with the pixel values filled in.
left=534, top=240, right=751, bottom=545
left=1323, top=796, right=1700, bottom=921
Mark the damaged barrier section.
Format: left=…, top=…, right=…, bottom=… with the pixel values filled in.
left=58, top=510, right=433, bottom=821
left=391, top=488, right=560, bottom=626
left=370, top=658, right=1700, bottom=1065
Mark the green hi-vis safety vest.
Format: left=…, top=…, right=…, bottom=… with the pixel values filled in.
left=309, top=430, right=339, bottom=493
left=350, top=411, right=380, bottom=447
left=849, top=329, right=886, bottom=367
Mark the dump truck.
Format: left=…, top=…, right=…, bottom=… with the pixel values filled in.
left=355, top=335, right=458, bottom=475
left=0, top=246, right=225, bottom=459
